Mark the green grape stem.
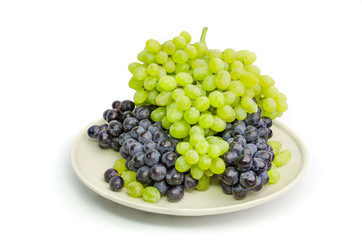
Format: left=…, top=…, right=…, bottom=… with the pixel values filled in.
left=200, top=27, right=208, bottom=45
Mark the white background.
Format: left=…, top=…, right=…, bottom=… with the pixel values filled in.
left=1, top=0, right=361, bottom=239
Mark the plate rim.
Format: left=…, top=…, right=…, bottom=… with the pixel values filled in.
left=70, top=119, right=309, bottom=216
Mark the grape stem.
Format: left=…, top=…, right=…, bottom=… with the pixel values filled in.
left=200, top=27, right=208, bottom=45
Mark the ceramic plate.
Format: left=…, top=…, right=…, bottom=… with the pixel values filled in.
left=71, top=119, right=308, bottom=216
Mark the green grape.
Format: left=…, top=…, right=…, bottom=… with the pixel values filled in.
left=207, top=144, right=221, bottom=158
left=142, top=51, right=156, bottom=64
left=210, top=157, right=226, bottom=174
left=209, top=58, right=225, bottom=73
left=194, top=96, right=210, bottom=112
left=268, top=141, right=282, bottom=154
left=175, top=156, right=192, bottom=172
left=172, top=50, right=188, bottom=64
left=196, top=175, right=210, bottom=191
left=180, top=31, right=191, bottom=44
left=176, top=142, right=193, bottom=155
left=276, top=92, right=287, bottom=101
left=183, top=44, right=198, bottom=59
left=162, top=41, right=176, bottom=55
left=268, top=169, right=280, bottom=184
left=166, top=107, right=184, bottom=123
left=163, top=59, right=176, bottom=73
left=193, top=42, right=208, bottom=57
left=230, top=60, right=243, bottom=70
left=236, top=50, right=257, bottom=65
left=147, top=63, right=160, bottom=77
left=155, top=50, right=168, bottom=64
left=202, top=75, right=216, bottom=91
left=175, top=63, right=189, bottom=74
left=261, top=86, right=279, bottom=98
left=146, top=39, right=161, bottom=53
left=208, top=90, right=225, bottom=108
left=207, top=49, right=222, bottom=58
left=172, top=36, right=187, bottom=49
left=185, top=149, right=199, bottom=164
left=127, top=182, right=144, bottom=198
left=223, top=61, right=229, bottom=71
left=262, top=97, right=277, bottom=112
left=134, top=89, right=148, bottom=105
left=217, top=138, right=229, bottom=154
left=190, top=165, right=204, bottom=180
left=193, top=67, right=212, bottom=81
left=162, top=116, right=172, bottom=129
left=176, top=95, right=191, bottom=110
left=170, top=120, right=191, bottom=139
left=184, top=107, right=200, bottom=125
left=230, top=68, right=243, bottom=80
left=242, top=88, right=255, bottom=98
left=156, top=91, right=172, bottom=106
left=142, top=187, right=161, bottom=203
left=198, top=113, right=214, bottom=129
left=189, top=134, right=206, bottom=147
left=223, top=91, right=236, bottom=105
left=133, top=66, right=148, bottom=81
left=197, top=154, right=212, bottom=170
left=261, top=110, right=277, bottom=119
left=215, top=70, right=231, bottom=90
left=240, top=71, right=258, bottom=88
left=137, top=49, right=148, bottom=63
left=222, top=48, right=236, bottom=63
left=158, top=66, right=167, bottom=77
left=175, top=72, right=193, bottom=87
left=252, top=84, right=262, bottom=96
left=234, top=104, right=248, bottom=120
left=259, top=75, right=275, bottom=87
left=172, top=88, right=185, bottom=101
left=276, top=98, right=288, bottom=112
left=189, top=125, right=205, bottom=136
left=184, top=84, right=201, bottom=99
left=274, top=150, right=291, bottom=167
left=195, top=141, right=210, bottom=155
left=147, top=89, right=158, bottom=105
left=192, top=59, right=209, bottom=68
left=159, top=76, right=177, bottom=91
left=128, top=77, right=144, bottom=90
left=205, top=136, right=219, bottom=145
left=113, top=158, right=127, bottom=174
left=217, top=105, right=235, bottom=121
left=211, top=115, right=226, bottom=132
left=128, top=62, right=142, bottom=74
left=121, top=171, right=137, bottom=187
left=150, top=107, right=166, bottom=122
left=241, top=96, right=257, bottom=113
left=143, top=76, right=157, bottom=90
left=245, top=65, right=261, bottom=76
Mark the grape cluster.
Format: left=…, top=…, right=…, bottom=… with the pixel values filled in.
left=128, top=28, right=288, bottom=141
left=217, top=112, right=275, bottom=200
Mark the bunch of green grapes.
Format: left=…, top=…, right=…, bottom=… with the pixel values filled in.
left=128, top=28, right=288, bottom=140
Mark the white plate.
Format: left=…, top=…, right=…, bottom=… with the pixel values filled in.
left=71, top=119, right=309, bottom=216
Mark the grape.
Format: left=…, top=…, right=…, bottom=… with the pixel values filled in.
left=274, top=150, right=291, bottom=167
left=167, top=185, right=184, bottom=202
left=87, top=125, right=101, bottom=139
left=172, top=50, right=188, bottom=64
left=127, top=181, right=144, bottom=198
left=185, top=149, right=199, bottom=164
left=196, top=175, right=210, bottom=191
left=184, top=107, right=200, bottom=125
left=121, top=171, right=137, bottom=186
left=176, top=95, right=191, bottom=110
left=210, top=157, right=226, bottom=174
left=109, top=176, right=124, bottom=192
left=113, top=158, right=127, bottom=174
left=209, top=91, right=225, bottom=108
left=172, top=36, right=186, bottom=49
left=197, top=154, right=212, bottom=170
left=269, top=141, right=282, bottom=154
left=190, top=165, right=204, bottom=180
left=199, top=113, right=214, bottom=128
left=215, top=70, right=231, bottom=90
left=268, top=169, right=280, bottom=184
left=169, top=120, right=190, bottom=139
left=175, top=156, right=192, bottom=172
